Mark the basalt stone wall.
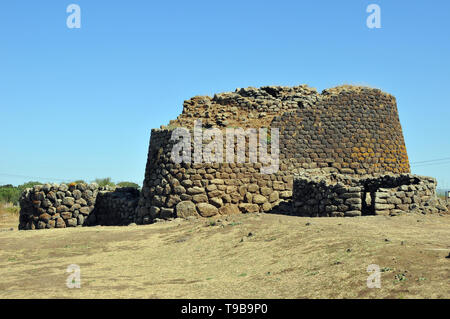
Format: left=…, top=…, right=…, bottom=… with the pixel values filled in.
left=292, top=173, right=447, bottom=217
left=136, top=128, right=295, bottom=223
left=18, top=183, right=108, bottom=230
left=271, top=87, right=410, bottom=175
left=170, top=85, right=319, bottom=129
left=92, top=187, right=140, bottom=226
left=137, top=85, right=411, bottom=221
left=18, top=183, right=140, bottom=230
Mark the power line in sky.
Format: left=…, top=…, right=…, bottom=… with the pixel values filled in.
left=411, top=161, right=450, bottom=168
left=0, top=173, right=70, bottom=182
left=410, top=157, right=450, bottom=165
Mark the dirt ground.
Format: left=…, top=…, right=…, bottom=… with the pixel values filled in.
left=0, top=210, right=449, bottom=299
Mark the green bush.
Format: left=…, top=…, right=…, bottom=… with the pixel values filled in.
left=116, top=181, right=140, bottom=189
left=93, top=177, right=116, bottom=187
left=0, top=181, right=42, bottom=204
left=0, top=187, right=20, bottom=204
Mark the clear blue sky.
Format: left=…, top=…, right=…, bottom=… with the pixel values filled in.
left=1, top=1, right=449, bottom=188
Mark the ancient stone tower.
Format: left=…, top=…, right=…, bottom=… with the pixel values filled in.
left=18, top=84, right=448, bottom=231
left=136, top=85, right=411, bottom=222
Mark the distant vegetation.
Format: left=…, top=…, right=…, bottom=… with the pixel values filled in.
left=116, top=181, right=140, bottom=189
left=0, top=202, right=19, bottom=216
left=436, top=189, right=448, bottom=200
left=93, top=177, right=116, bottom=187
left=0, top=178, right=140, bottom=205
left=0, top=182, right=42, bottom=205
left=93, top=178, right=140, bottom=189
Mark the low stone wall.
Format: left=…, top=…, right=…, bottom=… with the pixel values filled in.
left=18, top=183, right=110, bottom=230
left=18, top=174, right=447, bottom=230
left=91, top=187, right=140, bottom=226
left=292, top=173, right=447, bottom=217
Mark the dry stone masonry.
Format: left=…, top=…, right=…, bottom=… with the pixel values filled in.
left=292, top=173, right=447, bottom=217
left=18, top=183, right=138, bottom=230
left=136, top=84, right=439, bottom=223
left=19, top=183, right=102, bottom=230
left=18, top=84, right=448, bottom=230
left=93, top=187, right=140, bottom=226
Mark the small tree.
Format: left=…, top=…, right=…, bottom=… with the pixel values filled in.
left=0, top=181, right=42, bottom=204
left=93, top=177, right=115, bottom=187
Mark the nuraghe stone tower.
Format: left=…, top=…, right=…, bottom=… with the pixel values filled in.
left=136, top=84, right=417, bottom=222
left=18, top=84, right=447, bottom=230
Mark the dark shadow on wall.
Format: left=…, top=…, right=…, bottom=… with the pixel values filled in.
left=266, top=201, right=294, bottom=216
left=86, top=187, right=140, bottom=226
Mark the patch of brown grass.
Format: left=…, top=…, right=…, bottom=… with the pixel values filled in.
left=0, top=202, right=19, bottom=230
left=0, top=213, right=449, bottom=299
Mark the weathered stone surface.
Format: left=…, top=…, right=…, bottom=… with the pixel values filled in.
left=374, top=203, right=395, bottom=210
left=55, top=217, right=66, bottom=228
left=244, top=192, right=253, bottom=203
left=176, top=201, right=199, bottom=218
left=196, top=203, right=218, bottom=217
left=262, top=202, right=272, bottom=212
left=344, top=211, right=361, bottom=217
left=187, top=187, right=205, bottom=195
left=72, top=190, right=82, bottom=200
left=62, top=197, right=75, bottom=207
left=260, top=187, right=272, bottom=196
left=210, top=179, right=224, bottom=185
left=75, top=198, right=87, bottom=206
left=238, top=203, right=259, bottom=214
left=56, top=205, right=69, bottom=213
left=66, top=218, right=77, bottom=227
left=47, top=220, right=56, bottom=228
left=345, top=198, right=362, bottom=205
left=160, top=208, right=174, bottom=219
left=61, top=212, right=72, bottom=220
left=173, top=185, right=186, bottom=194
left=150, top=206, right=160, bottom=218
left=209, top=197, right=223, bottom=208
left=79, top=207, right=90, bottom=215
left=252, top=194, right=267, bottom=204
left=279, top=191, right=292, bottom=199
left=70, top=204, right=81, bottom=212
left=77, top=214, right=85, bottom=226
left=387, top=197, right=402, bottom=205
left=166, top=195, right=181, bottom=208
left=269, top=191, right=279, bottom=203
left=37, top=221, right=46, bottom=229
left=218, top=204, right=240, bottom=215
left=39, top=213, right=51, bottom=223
left=192, top=194, right=208, bottom=203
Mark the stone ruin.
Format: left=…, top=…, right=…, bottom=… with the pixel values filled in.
left=18, top=84, right=448, bottom=230
left=18, top=183, right=139, bottom=230
left=292, top=173, right=447, bottom=217
left=135, top=84, right=413, bottom=222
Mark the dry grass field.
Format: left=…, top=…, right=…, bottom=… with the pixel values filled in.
left=0, top=207, right=449, bottom=299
